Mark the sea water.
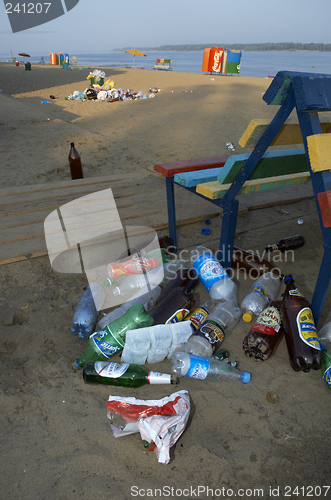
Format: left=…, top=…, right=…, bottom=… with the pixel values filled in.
left=2, top=50, right=331, bottom=77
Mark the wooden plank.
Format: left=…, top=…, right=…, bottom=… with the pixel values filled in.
left=217, top=149, right=307, bottom=185
left=154, top=155, right=229, bottom=177
left=196, top=171, right=311, bottom=200
left=239, top=119, right=331, bottom=148
left=317, top=191, right=331, bottom=228
left=174, top=167, right=223, bottom=187
left=307, top=133, right=331, bottom=172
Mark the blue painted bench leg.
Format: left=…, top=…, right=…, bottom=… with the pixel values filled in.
left=311, top=248, right=331, bottom=326
left=165, top=176, right=177, bottom=251
left=217, top=200, right=239, bottom=271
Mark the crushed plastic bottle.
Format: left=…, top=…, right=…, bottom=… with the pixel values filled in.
left=241, top=272, right=282, bottom=323
left=71, top=284, right=105, bottom=340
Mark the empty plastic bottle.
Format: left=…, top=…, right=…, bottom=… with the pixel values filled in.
left=171, top=352, right=251, bottom=383
left=318, top=322, right=331, bottom=351
left=320, top=344, right=331, bottom=389
left=181, top=301, right=241, bottom=357
left=71, top=284, right=105, bottom=340
left=190, top=246, right=238, bottom=305
left=96, top=285, right=161, bottom=331
left=107, top=248, right=170, bottom=281
left=113, top=269, right=163, bottom=296
left=73, top=303, right=154, bottom=369
left=241, top=272, right=282, bottom=323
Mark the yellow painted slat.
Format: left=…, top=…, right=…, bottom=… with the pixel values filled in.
left=307, top=133, right=331, bottom=172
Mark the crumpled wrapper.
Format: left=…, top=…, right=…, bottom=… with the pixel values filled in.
left=106, top=390, right=190, bottom=464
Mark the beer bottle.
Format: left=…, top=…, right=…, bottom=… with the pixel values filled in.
left=68, top=142, right=84, bottom=180
left=265, top=235, right=305, bottom=253
left=242, top=300, right=285, bottom=361
left=281, top=275, right=321, bottom=372
left=231, top=246, right=280, bottom=279
left=150, top=284, right=196, bottom=325
left=320, top=344, right=331, bottom=389
left=83, top=361, right=177, bottom=387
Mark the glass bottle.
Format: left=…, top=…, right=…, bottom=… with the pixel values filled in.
left=320, top=344, right=331, bottom=389
left=231, top=246, right=280, bottom=279
left=242, top=300, right=285, bottom=361
left=281, top=275, right=321, bottom=372
left=265, top=235, right=305, bottom=253
left=83, top=361, right=177, bottom=387
left=73, top=303, right=154, bottom=369
left=68, top=142, right=83, bottom=180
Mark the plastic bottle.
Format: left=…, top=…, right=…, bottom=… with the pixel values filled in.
left=181, top=301, right=241, bottom=357
left=171, top=352, right=251, bottom=383
left=73, top=304, right=154, bottom=369
left=70, top=284, right=105, bottom=340
left=242, top=300, right=285, bottom=361
left=281, top=275, right=321, bottom=372
left=190, top=246, right=238, bottom=305
left=69, top=142, right=83, bottom=180
left=265, top=235, right=305, bottom=253
left=116, top=235, right=174, bottom=261
left=317, top=322, right=331, bottom=351
left=183, top=299, right=218, bottom=332
left=231, top=246, right=280, bottom=279
left=241, top=272, right=282, bottom=323
left=96, top=285, right=161, bottom=331
left=320, top=344, right=331, bottom=389
left=113, top=269, right=163, bottom=296
left=107, top=248, right=170, bottom=281
left=83, top=361, right=177, bottom=387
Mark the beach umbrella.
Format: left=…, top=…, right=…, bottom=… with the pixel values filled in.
left=19, top=52, right=30, bottom=63
left=124, top=49, right=147, bottom=68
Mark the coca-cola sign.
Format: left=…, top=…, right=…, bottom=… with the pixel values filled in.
left=208, top=47, right=224, bottom=73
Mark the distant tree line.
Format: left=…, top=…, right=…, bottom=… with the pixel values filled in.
left=115, top=43, right=331, bottom=52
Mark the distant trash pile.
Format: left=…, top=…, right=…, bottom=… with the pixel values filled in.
left=65, top=70, right=163, bottom=102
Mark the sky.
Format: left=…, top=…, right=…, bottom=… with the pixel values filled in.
left=0, top=0, right=330, bottom=58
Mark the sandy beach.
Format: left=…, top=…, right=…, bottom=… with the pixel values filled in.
left=0, top=62, right=330, bottom=499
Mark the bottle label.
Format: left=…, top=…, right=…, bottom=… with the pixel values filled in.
left=195, top=319, right=226, bottom=353
left=193, top=254, right=229, bottom=292
left=186, top=355, right=210, bottom=379
left=185, top=307, right=209, bottom=331
left=91, top=329, right=124, bottom=358
left=289, top=288, right=304, bottom=298
left=107, top=255, right=160, bottom=280
left=322, top=366, right=331, bottom=387
left=296, top=308, right=321, bottom=350
left=251, top=306, right=281, bottom=335
left=248, top=284, right=270, bottom=304
left=94, top=361, right=129, bottom=378
left=166, top=308, right=190, bottom=324
left=148, top=372, right=171, bottom=384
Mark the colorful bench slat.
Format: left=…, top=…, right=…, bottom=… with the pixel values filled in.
left=154, top=59, right=172, bottom=70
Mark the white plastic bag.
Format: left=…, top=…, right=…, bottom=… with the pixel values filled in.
left=106, top=390, right=190, bottom=464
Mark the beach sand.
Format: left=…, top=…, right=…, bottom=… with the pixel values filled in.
left=0, top=62, right=330, bottom=499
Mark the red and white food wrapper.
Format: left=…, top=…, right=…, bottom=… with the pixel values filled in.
left=106, top=390, right=190, bottom=464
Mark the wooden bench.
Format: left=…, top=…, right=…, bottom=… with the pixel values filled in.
left=154, top=59, right=172, bottom=71
left=154, top=70, right=331, bottom=323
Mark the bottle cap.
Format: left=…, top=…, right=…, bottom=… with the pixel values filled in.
left=241, top=372, right=251, bottom=384
left=103, top=278, right=112, bottom=287
left=242, top=311, right=253, bottom=323
left=113, top=287, right=121, bottom=296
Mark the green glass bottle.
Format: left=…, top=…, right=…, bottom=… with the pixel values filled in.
left=73, top=303, right=154, bottom=370
left=83, top=361, right=178, bottom=387
left=320, top=344, right=331, bottom=389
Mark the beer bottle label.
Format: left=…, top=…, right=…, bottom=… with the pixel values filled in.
left=193, top=254, right=229, bottom=292
left=186, top=354, right=210, bottom=379
left=195, top=319, right=226, bottom=353
left=322, top=366, right=331, bottom=387
left=185, top=307, right=209, bottom=331
left=289, top=288, right=304, bottom=298
left=166, top=308, right=190, bottom=324
left=251, top=306, right=281, bottom=335
left=91, top=329, right=124, bottom=358
left=94, top=361, right=129, bottom=378
left=296, top=307, right=321, bottom=350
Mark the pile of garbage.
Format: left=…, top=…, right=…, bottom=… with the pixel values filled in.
left=66, top=234, right=330, bottom=464
left=65, top=69, right=163, bottom=102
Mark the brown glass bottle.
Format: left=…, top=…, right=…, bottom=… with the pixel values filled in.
left=150, top=269, right=198, bottom=324
left=265, top=235, right=305, bottom=253
left=281, top=275, right=321, bottom=372
left=69, top=142, right=84, bottom=180
left=231, top=246, right=280, bottom=279
left=243, top=300, right=285, bottom=361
